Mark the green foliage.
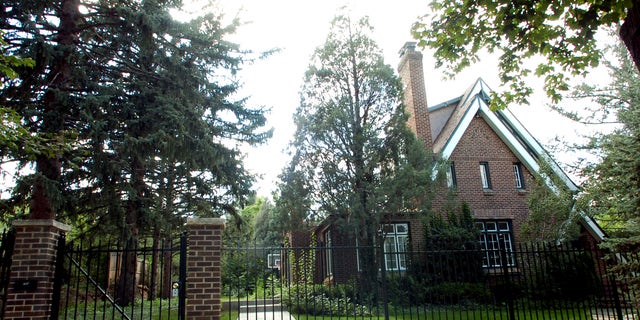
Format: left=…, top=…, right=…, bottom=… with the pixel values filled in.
left=426, top=282, right=492, bottom=305
left=563, top=38, right=640, bottom=307
left=424, top=203, right=478, bottom=250
left=386, top=274, right=491, bottom=307
left=221, top=250, right=263, bottom=298
left=520, top=246, right=601, bottom=303
left=288, top=234, right=316, bottom=285
left=412, top=1, right=632, bottom=109
left=521, top=160, right=579, bottom=243
left=282, top=283, right=373, bottom=316
left=253, top=199, right=285, bottom=248
left=277, top=13, right=438, bottom=289
left=60, top=296, right=181, bottom=319
left=0, top=0, right=269, bottom=237
left=280, top=238, right=375, bottom=316
left=224, top=197, right=265, bottom=247
left=415, top=204, right=485, bottom=298
left=0, top=33, right=34, bottom=79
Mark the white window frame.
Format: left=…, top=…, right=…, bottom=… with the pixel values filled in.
left=479, top=162, right=492, bottom=189
left=381, top=223, right=409, bottom=271
left=513, top=163, right=525, bottom=189
left=446, top=162, right=457, bottom=188
left=267, top=253, right=281, bottom=269
left=476, top=220, right=515, bottom=268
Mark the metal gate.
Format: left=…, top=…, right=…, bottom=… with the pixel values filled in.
left=53, top=233, right=187, bottom=320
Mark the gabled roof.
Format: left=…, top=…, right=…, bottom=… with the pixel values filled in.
left=429, top=78, right=606, bottom=241
left=431, top=78, right=577, bottom=192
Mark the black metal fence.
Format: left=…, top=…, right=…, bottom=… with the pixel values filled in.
left=222, top=242, right=639, bottom=320
left=54, top=234, right=187, bottom=320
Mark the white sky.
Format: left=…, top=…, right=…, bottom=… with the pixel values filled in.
left=208, top=0, right=600, bottom=198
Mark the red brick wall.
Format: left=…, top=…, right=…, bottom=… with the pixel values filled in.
left=433, top=116, right=532, bottom=241
left=3, top=220, right=70, bottom=320
left=398, top=43, right=432, bottom=150
left=186, top=218, right=224, bottom=320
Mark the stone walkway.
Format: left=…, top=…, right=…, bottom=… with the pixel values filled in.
left=237, top=299, right=295, bottom=320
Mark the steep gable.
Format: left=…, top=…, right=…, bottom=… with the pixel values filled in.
left=431, top=78, right=578, bottom=193
left=397, top=42, right=604, bottom=243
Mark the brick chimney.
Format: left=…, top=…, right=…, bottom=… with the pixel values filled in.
left=398, top=42, right=433, bottom=151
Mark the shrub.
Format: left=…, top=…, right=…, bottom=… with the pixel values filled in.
left=386, top=274, right=491, bottom=307
left=425, top=281, right=492, bottom=305
left=282, top=283, right=373, bottom=316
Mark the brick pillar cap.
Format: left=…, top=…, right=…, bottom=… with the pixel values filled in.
left=187, top=217, right=225, bottom=226
left=12, top=219, right=71, bottom=232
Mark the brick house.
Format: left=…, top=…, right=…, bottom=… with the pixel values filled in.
left=288, top=42, right=605, bottom=285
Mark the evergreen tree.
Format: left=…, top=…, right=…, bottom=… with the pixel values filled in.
left=1, top=0, right=269, bottom=305
left=1, top=0, right=268, bottom=230
left=253, top=199, right=283, bottom=248
left=570, top=39, right=640, bottom=303
left=424, top=202, right=478, bottom=251
left=520, top=160, right=579, bottom=243
left=276, top=14, right=438, bottom=295
left=0, top=0, right=84, bottom=220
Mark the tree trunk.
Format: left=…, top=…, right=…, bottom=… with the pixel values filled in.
left=161, top=238, right=173, bottom=299
left=29, top=0, right=79, bottom=219
left=148, top=234, right=160, bottom=301
left=621, top=0, right=640, bottom=71
left=115, top=156, right=145, bottom=305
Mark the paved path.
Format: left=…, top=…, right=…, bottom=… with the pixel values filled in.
left=237, top=299, right=295, bottom=320
left=238, top=310, right=295, bottom=320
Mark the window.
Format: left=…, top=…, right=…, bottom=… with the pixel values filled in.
left=446, top=162, right=457, bottom=188
left=479, top=162, right=492, bottom=189
left=267, top=253, right=281, bottom=269
left=381, top=223, right=409, bottom=271
left=513, top=163, right=525, bottom=189
left=476, top=220, right=515, bottom=268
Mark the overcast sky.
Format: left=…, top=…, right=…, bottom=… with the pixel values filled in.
left=205, top=0, right=594, bottom=198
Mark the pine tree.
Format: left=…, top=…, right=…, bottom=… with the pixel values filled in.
left=1, top=0, right=269, bottom=305
left=277, top=14, right=438, bottom=296
left=571, top=39, right=640, bottom=304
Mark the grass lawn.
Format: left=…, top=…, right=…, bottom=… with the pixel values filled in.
left=59, top=297, right=182, bottom=320
left=290, top=307, right=597, bottom=320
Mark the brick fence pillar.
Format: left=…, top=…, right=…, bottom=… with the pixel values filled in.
left=3, top=219, right=71, bottom=320
left=186, top=217, right=225, bottom=320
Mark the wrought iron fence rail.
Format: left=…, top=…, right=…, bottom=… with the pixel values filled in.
left=55, top=235, right=186, bottom=320
left=222, top=243, right=639, bottom=320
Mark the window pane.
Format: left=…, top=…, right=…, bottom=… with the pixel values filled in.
left=397, top=235, right=407, bottom=252
left=385, top=237, right=398, bottom=270
left=395, top=223, right=408, bottom=234
left=447, top=163, right=456, bottom=187
left=478, top=234, right=488, bottom=250
left=480, top=165, right=488, bottom=188
left=513, top=164, right=523, bottom=189
left=479, top=162, right=491, bottom=189
left=385, top=236, right=396, bottom=252
left=477, top=220, right=515, bottom=268
left=383, top=224, right=409, bottom=271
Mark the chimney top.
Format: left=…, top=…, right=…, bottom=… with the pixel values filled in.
left=399, top=42, right=417, bottom=57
